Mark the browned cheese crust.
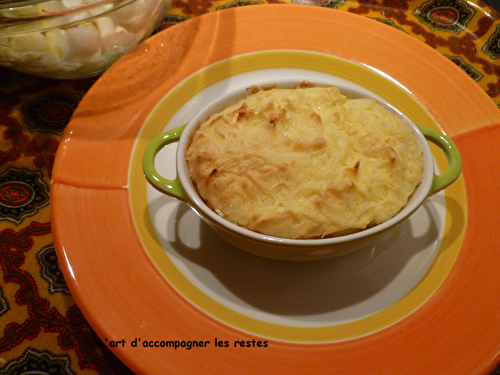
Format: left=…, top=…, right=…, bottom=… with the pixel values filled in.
left=185, top=85, right=424, bottom=239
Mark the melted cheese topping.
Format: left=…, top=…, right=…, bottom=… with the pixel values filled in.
left=185, top=86, right=424, bottom=239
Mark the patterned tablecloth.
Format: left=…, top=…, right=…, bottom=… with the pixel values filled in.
left=1, top=0, right=500, bottom=374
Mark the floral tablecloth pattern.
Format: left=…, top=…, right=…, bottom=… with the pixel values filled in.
left=1, top=0, right=500, bottom=374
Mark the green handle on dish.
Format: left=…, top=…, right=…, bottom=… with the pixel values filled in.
left=143, top=124, right=188, bottom=201
left=417, top=124, right=462, bottom=195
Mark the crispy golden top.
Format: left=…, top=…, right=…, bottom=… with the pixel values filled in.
left=186, top=85, right=423, bottom=239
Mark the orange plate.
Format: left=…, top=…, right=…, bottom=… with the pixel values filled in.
left=51, top=4, right=500, bottom=374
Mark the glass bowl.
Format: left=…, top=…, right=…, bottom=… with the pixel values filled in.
left=0, top=0, right=172, bottom=79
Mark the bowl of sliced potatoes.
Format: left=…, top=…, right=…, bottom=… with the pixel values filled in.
left=0, top=0, right=171, bottom=79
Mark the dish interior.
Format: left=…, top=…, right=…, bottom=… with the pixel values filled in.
left=173, top=77, right=435, bottom=248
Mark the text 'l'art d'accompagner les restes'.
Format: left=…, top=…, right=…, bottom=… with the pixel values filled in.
left=100, top=337, right=269, bottom=349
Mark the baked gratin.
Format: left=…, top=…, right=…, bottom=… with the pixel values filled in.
left=185, top=83, right=424, bottom=239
